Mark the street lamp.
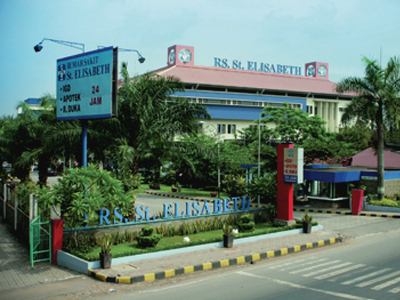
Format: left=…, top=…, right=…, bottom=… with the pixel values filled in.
left=98, top=46, right=145, bottom=63
left=119, top=48, right=146, bottom=64
left=200, top=121, right=221, bottom=198
left=258, top=113, right=266, bottom=207
left=34, top=38, right=85, bottom=53
left=34, top=38, right=86, bottom=166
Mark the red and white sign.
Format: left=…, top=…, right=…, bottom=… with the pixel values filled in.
left=283, top=148, right=304, bottom=184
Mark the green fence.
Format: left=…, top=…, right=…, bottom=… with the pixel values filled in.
left=30, top=216, right=51, bottom=267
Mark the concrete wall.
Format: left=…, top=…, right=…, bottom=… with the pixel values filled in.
left=359, top=178, right=400, bottom=198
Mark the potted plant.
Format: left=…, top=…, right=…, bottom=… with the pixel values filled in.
left=223, top=224, right=234, bottom=248
left=210, top=192, right=218, bottom=197
left=99, top=234, right=112, bottom=269
left=302, top=213, right=313, bottom=234
left=171, top=186, right=178, bottom=192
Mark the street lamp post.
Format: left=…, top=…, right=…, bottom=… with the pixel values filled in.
left=34, top=38, right=87, bottom=167
left=34, top=38, right=85, bottom=53
left=258, top=113, right=265, bottom=207
left=200, top=121, right=221, bottom=198
left=98, top=46, right=146, bottom=63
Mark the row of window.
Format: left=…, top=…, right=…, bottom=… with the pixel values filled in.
left=306, top=105, right=346, bottom=115
left=177, top=97, right=302, bottom=109
left=217, top=124, right=236, bottom=134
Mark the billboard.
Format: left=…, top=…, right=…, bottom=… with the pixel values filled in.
left=56, top=47, right=117, bottom=120
left=284, top=148, right=304, bottom=184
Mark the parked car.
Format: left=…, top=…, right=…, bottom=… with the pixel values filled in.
left=47, top=168, right=57, bottom=176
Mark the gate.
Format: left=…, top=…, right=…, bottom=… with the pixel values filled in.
left=30, top=216, right=51, bottom=267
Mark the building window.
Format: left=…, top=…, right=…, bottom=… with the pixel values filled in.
left=314, top=106, right=318, bottom=115
left=227, top=124, right=236, bottom=134
left=217, top=124, right=226, bottom=134
left=307, top=105, right=313, bottom=114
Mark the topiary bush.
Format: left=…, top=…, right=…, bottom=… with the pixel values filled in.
left=136, top=226, right=162, bottom=248
left=237, top=214, right=255, bottom=232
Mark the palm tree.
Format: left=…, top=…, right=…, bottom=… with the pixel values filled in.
left=115, top=63, right=210, bottom=180
left=336, top=56, right=400, bottom=199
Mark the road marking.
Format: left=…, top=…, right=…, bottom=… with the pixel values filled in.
left=371, top=276, right=400, bottom=290
left=314, top=264, right=366, bottom=280
left=388, top=287, right=400, bottom=294
left=290, top=260, right=341, bottom=274
left=356, top=270, right=400, bottom=287
left=267, top=258, right=310, bottom=269
left=236, top=271, right=375, bottom=300
left=302, top=262, right=352, bottom=277
left=342, top=268, right=392, bottom=285
left=281, top=258, right=328, bottom=271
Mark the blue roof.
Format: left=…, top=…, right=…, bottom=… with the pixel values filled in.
left=24, top=98, right=40, bottom=105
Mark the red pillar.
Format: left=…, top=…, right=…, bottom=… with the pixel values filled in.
left=276, top=144, right=294, bottom=221
left=51, top=219, right=64, bottom=265
left=351, top=189, right=364, bottom=215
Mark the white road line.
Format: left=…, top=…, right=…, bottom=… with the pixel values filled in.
left=267, top=258, right=310, bottom=269
left=303, top=262, right=353, bottom=277
left=281, top=258, right=328, bottom=271
left=356, top=270, right=400, bottom=288
left=290, top=260, right=341, bottom=274
left=315, top=264, right=366, bottom=280
left=236, top=271, right=375, bottom=300
left=388, top=286, right=400, bottom=294
left=342, top=269, right=392, bottom=285
left=372, top=276, right=400, bottom=290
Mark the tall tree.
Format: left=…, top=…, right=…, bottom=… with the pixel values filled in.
left=115, top=63, right=210, bottom=183
left=336, top=56, right=400, bottom=199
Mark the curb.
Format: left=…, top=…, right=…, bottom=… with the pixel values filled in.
left=145, top=191, right=268, bottom=209
left=295, top=208, right=400, bottom=218
left=87, top=236, right=342, bottom=284
left=146, top=190, right=214, bottom=202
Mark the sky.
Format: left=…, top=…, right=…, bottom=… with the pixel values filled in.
left=1, top=0, right=399, bottom=117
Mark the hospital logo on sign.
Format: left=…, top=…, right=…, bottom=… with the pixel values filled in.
left=58, top=64, right=66, bottom=81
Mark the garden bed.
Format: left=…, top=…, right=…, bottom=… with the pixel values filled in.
left=365, top=198, right=400, bottom=212
left=68, top=223, right=304, bottom=261
left=57, top=223, right=323, bottom=274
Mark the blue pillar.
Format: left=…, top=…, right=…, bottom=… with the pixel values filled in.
left=82, top=120, right=87, bottom=167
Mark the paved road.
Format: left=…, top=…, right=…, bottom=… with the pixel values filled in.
left=95, top=229, right=400, bottom=300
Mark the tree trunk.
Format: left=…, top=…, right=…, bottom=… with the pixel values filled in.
left=377, top=125, right=385, bottom=200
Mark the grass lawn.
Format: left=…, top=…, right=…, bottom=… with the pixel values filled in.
left=143, top=183, right=230, bottom=199
left=70, top=223, right=306, bottom=261
left=369, top=198, right=400, bottom=208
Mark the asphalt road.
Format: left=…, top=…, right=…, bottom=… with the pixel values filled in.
left=95, top=229, right=400, bottom=300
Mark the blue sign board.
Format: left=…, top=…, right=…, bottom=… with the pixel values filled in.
left=56, top=47, right=117, bottom=120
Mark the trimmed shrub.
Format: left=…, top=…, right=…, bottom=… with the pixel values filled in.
left=237, top=214, right=255, bottom=232
left=136, top=234, right=162, bottom=248
left=136, top=226, right=162, bottom=248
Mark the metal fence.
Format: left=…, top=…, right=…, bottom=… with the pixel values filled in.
left=1, top=182, right=35, bottom=246
left=30, top=215, right=51, bottom=266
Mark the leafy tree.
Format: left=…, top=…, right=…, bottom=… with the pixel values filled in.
left=260, top=103, right=327, bottom=144
left=36, top=164, right=134, bottom=246
left=336, top=56, right=400, bottom=199
left=171, top=132, right=218, bottom=188
left=222, top=174, right=246, bottom=198
left=113, top=63, right=210, bottom=185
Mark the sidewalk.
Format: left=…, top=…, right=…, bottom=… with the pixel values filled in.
left=0, top=220, right=81, bottom=291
